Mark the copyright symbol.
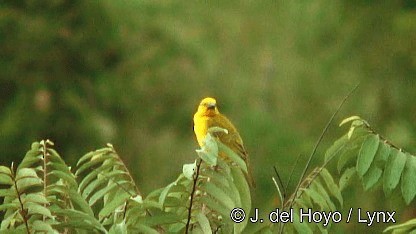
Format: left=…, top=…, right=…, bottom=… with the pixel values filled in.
left=230, top=208, right=245, bottom=223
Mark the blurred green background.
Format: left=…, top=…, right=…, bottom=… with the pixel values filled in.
left=0, top=0, right=415, bottom=232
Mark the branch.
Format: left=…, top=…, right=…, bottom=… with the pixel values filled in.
left=280, top=84, right=359, bottom=233
left=185, top=159, right=202, bottom=234
left=11, top=163, right=30, bottom=234
left=40, top=140, right=51, bottom=222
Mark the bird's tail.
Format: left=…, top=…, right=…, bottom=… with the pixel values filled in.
left=245, top=164, right=256, bottom=188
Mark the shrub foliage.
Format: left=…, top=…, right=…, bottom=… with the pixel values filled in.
left=0, top=117, right=415, bottom=233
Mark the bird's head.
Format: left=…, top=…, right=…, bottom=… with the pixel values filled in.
left=197, top=97, right=219, bottom=116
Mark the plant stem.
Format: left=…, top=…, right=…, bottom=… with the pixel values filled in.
left=185, top=159, right=202, bottom=234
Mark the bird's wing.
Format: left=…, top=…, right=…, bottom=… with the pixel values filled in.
left=230, top=132, right=248, bottom=160
left=209, top=116, right=248, bottom=160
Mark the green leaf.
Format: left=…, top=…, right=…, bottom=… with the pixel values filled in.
left=31, top=142, right=41, bottom=150
left=15, top=168, right=42, bottom=192
left=78, top=163, right=114, bottom=192
left=81, top=174, right=108, bottom=199
left=48, top=162, right=72, bottom=174
left=196, top=213, right=212, bottom=234
left=0, top=209, right=20, bottom=230
left=200, top=196, right=229, bottom=219
left=77, top=148, right=113, bottom=167
left=163, top=184, right=188, bottom=198
left=24, top=193, right=49, bottom=205
left=88, top=181, right=130, bottom=206
left=295, top=191, right=314, bottom=209
left=139, top=213, right=184, bottom=226
left=362, top=166, right=382, bottom=191
left=0, top=188, right=14, bottom=197
left=202, top=182, right=235, bottom=211
left=198, top=133, right=218, bottom=166
left=68, top=189, right=95, bottom=216
left=0, top=203, right=20, bottom=212
left=324, top=134, right=348, bottom=163
left=303, top=188, right=329, bottom=211
left=292, top=211, right=313, bottom=234
left=26, top=202, right=53, bottom=218
left=49, top=170, right=78, bottom=189
left=21, top=143, right=41, bottom=157
left=182, top=162, right=196, bottom=180
left=347, top=121, right=370, bottom=139
left=217, top=141, right=248, bottom=174
left=203, top=169, right=232, bottom=195
left=339, top=116, right=362, bottom=126
left=337, top=132, right=369, bottom=173
left=203, top=163, right=240, bottom=210
left=337, top=145, right=359, bottom=173
left=374, top=142, right=391, bottom=166
left=208, top=126, right=229, bottom=135
left=356, top=134, right=379, bottom=177
left=16, top=168, right=38, bottom=180
left=383, top=218, right=416, bottom=233
left=0, top=169, right=13, bottom=185
left=131, top=224, right=159, bottom=234
left=383, top=149, right=407, bottom=196
left=196, top=150, right=217, bottom=167
left=109, top=220, right=127, bottom=234
left=310, top=182, right=336, bottom=211
left=146, top=187, right=163, bottom=200
left=0, top=174, right=13, bottom=185
left=76, top=152, right=114, bottom=176
left=319, top=168, right=343, bottom=207
left=32, top=220, right=59, bottom=234
left=339, top=168, right=356, bottom=191
left=168, top=223, right=186, bottom=233
left=294, top=199, right=311, bottom=210
left=361, top=141, right=391, bottom=191
left=162, top=196, right=183, bottom=208
left=401, top=154, right=416, bottom=204
left=131, top=195, right=143, bottom=204
left=0, top=166, right=12, bottom=175
left=54, top=209, right=106, bottom=233
left=46, top=148, right=66, bottom=165
left=0, top=227, right=27, bottom=234
left=230, top=166, right=251, bottom=212
left=99, top=192, right=130, bottom=220
left=159, top=182, right=175, bottom=208
left=17, top=155, right=42, bottom=170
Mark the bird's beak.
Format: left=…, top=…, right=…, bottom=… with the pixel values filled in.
left=207, top=103, right=216, bottom=110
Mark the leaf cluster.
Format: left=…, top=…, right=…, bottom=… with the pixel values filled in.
left=0, top=129, right=251, bottom=233
left=0, top=117, right=415, bottom=233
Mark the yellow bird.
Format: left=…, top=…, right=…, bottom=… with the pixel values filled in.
left=193, top=97, right=255, bottom=188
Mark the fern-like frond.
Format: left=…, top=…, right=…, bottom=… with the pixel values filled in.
left=323, top=116, right=416, bottom=233
left=281, top=167, right=342, bottom=233
left=187, top=128, right=251, bottom=233
left=327, top=117, right=416, bottom=204
left=0, top=163, right=55, bottom=232
left=127, top=128, right=252, bottom=233
left=0, top=140, right=107, bottom=233
left=76, top=143, right=141, bottom=228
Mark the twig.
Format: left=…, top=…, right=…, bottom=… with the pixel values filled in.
left=279, top=84, right=359, bottom=234
left=285, top=153, right=302, bottom=196
left=11, top=163, right=30, bottom=234
left=273, top=165, right=286, bottom=199
left=185, top=159, right=202, bottom=234
left=40, top=140, right=49, bottom=222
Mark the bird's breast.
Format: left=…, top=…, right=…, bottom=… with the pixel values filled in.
left=193, top=115, right=209, bottom=146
